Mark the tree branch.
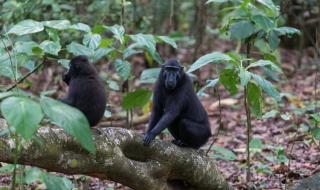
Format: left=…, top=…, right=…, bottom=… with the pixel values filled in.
left=0, top=119, right=232, bottom=190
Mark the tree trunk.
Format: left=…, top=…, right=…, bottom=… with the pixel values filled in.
left=0, top=119, right=232, bottom=190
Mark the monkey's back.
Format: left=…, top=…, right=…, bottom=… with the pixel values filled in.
left=69, top=77, right=107, bottom=126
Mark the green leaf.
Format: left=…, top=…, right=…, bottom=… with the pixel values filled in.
left=220, top=69, right=238, bottom=95
left=66, top=42, right=94, bottom=57
left=130, top=34, right=157, bottom=53
left=247, top=82, right=262, bottom=117
left=247, top=60, right=281, bottom=72
left=40, top=97, right=96, bottom=155
left=229, top=20, right=255, bottom=40
left=210, top=146, right=237, bottom=161
left=40, top=40, right=61, bottom=56
left=42, top=20, right=71, bottom=30
left=274, top=27, right=301, bottom=36
left=251, top=15, right=275, bottom=31
left=91, top=48, right=113, bottom=62
left=206, top=0, right=229, bottom=3
left=198, top=78, right=219, bottom=96
left=156, top=36, right=177, bottom=48
left=69, top=23, right=91, bottom=32
left=1, top=97, right=43, bottom=139
left=7, top=20, right=44, bottom=35
left=268, top=30, right=280, bottom=50
left=311, top=128, right=320, bottom=139
left=15, top=41, right=40, bottom=55
left=114, top=59, right=131, bottom=80
left=257, top=0, right=279, bottom=14
left=25, top=167, right=43, bottom=184
left=106, top=80, right=120, bottom=91
left=106, top=25, right=125, bottom=44
left=239, top=68, right=251, bottom=86
left=188, top=52, right=231, bottom=73
left=122, top=88, right=152, bottom=110
left=250, top=138, right=263, bottom=151
left=140, top=68, right=161, bottom=84
left=42, top=173, right=73, bottom=190
left=83, top=33, right=101, bottom=50
left=251, top=73, right=281, bottom=102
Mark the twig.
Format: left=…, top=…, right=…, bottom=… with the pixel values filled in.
left=5, top=59, right=45, bottom=92
left=206, top=87, right=223, bottom=155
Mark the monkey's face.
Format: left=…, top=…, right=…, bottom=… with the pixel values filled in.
left=161, top=60, right=184, bottom=90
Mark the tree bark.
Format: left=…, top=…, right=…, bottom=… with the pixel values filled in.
left=0, top=119, right=232, bottom=190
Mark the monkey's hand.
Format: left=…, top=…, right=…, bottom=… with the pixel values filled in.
left=143, top=132, right=156, bottom=146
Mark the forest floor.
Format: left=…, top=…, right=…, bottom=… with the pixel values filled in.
left=0, top=45, right=319, bottom=190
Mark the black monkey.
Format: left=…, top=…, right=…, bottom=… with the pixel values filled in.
left=60, top=55, right=106, bottom=126
left=143, top=59, right=212, bottom=149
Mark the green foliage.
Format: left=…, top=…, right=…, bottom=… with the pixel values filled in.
left=40, top=97, right=96, bottom=155
left=122, top=88, right=152, bottom=110
left=209, top=146, right=237, bottom=161
left=187, top=52, right=231, bottom=73
left=247, top=82, right=262, bottom=117
left=220, top=69, right=238, bottom=95
left=1, top=97, right=43, bottom=139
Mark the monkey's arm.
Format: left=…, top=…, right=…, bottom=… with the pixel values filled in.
left=144, top=103, right=180, bottom=145
left=147, top=93, right=163, bottom=133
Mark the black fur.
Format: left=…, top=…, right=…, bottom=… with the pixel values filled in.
left=60, top=55, right=106, bottom=126
left=144, top=58, right=211, bottom=149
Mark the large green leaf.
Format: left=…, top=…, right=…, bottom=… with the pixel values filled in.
left=230, top=20, right=255, bottom=40
left=247, top=82, right=262, bottom=117
left=251, top=73, right=280, bottom=102
left=156, top=36, right=177, bottom=48
left=40, top=97, right=96, bottom=155
left=66, top=42, right=94, bottom=57
left=140, top=68, right=161, bottom=84
left=188, top=52, right=231, bottom=73
left=105, top=25, right=125, bottom=44
left=91, top=48, right=113, bottom=62
left=40, top=40, right=61, bottom=56
left=219, top=69, right=238, bottom=95
left=130, top=34, right=157, bottom=53
left=42, top=20, right=71, bottom=30
left=251, top=15, right=275, bottom=31
left=69, top=23, right=91, bottom=32
left=1, top=97, right=43, bottom=139
left=114, top=59, right=131, bottom=80
left=122, top=88, right=152, bottom=110
left=8, top=20, right=44, bottom=35
left=15, top=41, right=40, bottom=55
left=83, top=33, right=101, bottom=50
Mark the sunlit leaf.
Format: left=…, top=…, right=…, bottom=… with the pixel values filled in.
left=69, top=23, right=91, bottom=32
left=156, top=36, right=177, bottom=48
left=239, top=68, right=251, bottom=86
left=8, top=20, right=44, bottom=35
left=210, top=146, right=237, bottom=161
left=83, top=33, right=101, bottom=50
left=40, top=40, right=61, bottom=56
